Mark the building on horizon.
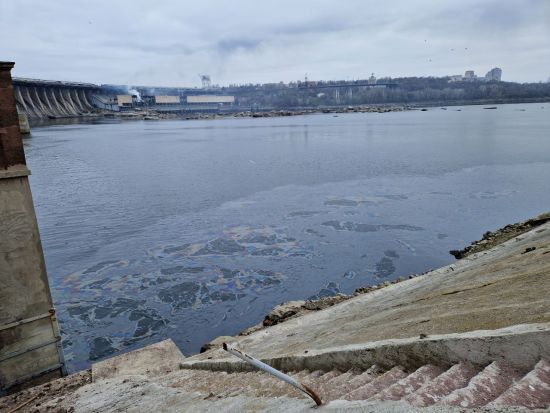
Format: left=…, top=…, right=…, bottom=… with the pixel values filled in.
left=485, top=67, right=502, bottom=81
left=448, top=68, right=502, bottom=83
left=463, top=70, right=476, bottom=80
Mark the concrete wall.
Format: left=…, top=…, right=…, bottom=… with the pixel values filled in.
left=187, top=95, right=235, bottom=103
left=155, top=95, right=180, bottom=104
left=18, top=113, right=30, bottom=134
left=182, top=323, right=550, bottom=374
left=0, top=62, right=65, bottom=394
left=90, top=95, right=119, bottom=112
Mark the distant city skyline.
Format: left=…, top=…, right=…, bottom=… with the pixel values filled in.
left=1, top=0, right=549, bottom=86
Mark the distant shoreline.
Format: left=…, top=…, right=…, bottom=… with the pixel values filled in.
left=27, top=98, right=550, bottom=128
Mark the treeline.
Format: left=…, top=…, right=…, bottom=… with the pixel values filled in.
left=229, top=77, right=550, bottom=108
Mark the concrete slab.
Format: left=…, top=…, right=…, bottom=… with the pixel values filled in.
left=92, top=339, right=184, bottom=382
left=182, top=323, right=550, bottom=373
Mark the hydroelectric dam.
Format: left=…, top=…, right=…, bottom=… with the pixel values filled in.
left=12, top=75, right=402, bottom=122
left=12, top=77, right=240, bottom=120
left=13, top=78, right=100, bottom=119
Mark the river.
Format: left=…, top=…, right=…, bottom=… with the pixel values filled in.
left=24, top=103, right=550, bottom=372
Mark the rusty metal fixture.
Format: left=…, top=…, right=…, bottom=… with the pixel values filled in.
left=222, top=342, right=323, bottom=406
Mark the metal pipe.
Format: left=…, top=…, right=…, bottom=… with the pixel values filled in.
left=222, top=342, right=323, bottom=406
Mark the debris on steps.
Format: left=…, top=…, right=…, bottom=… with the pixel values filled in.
left=0, top=370, right=91, bottom=413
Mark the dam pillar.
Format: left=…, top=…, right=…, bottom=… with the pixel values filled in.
left=0, top=62, right=66, bottom=394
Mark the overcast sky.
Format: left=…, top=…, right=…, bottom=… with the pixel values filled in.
left=1, top=0, right=549, bottom=87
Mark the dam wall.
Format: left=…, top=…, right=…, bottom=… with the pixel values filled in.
left=13, top=78, right=100, bottom=119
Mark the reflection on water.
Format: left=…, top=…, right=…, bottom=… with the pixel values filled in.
left=24, top=103, right=550, bottom=371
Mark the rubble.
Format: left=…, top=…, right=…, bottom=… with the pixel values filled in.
left=449, top=212, right=549, bottom=259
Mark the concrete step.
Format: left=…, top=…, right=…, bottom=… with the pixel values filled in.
left=323, top=368, right=361, bottom=401
left=167, top=359, right=549, bottom=409
left=328, top=365, right=382, bottom=397
left=291, top=370, right=310, bottom=380
left=313, top=370, right=343, bottom=396
left=489, top=359, right=550, bottom=409
left=227, top=371, right=302, bottom=398
left=403, top=362, right=479, bottom=406
left=439, top=361, right=523, bottom=408
left=301, top=370, right=325, bottom=386
left=343, top=366, right=408, bottom=400
left=369, top=364, right=445, bottom=401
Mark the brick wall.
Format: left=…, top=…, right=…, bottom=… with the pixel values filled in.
left=0, top=62, right=26, bottom=169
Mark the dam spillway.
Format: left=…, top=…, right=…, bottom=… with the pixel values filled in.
left=13, top=78, right=99, bottom=119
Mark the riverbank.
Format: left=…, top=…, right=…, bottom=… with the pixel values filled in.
left=198, top=212, right=550, bottom=349
left=2, top=213, right=548, bottom=411
left=102, top=104, right=410, bottom=122
left=450, top=212, right=550, bottom=259
left=99, top=99, right=549, bottom=121
left=25, top=104, right=410, bottom=127
left=25, top=100, right=548, bottom=128
left=189, top=212, right=550, bottom=362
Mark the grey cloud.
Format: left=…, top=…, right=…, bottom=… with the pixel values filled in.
left=216, top=38, right=263, bottom=55
left=1, top=0, right=549, bottom=85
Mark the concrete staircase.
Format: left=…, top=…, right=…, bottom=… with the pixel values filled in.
left=166, top=359, right=550, bottom=410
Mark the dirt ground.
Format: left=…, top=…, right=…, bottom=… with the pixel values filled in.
left=0, top=370, right=90, bottom=413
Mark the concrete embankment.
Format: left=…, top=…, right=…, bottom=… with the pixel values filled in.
left=1, top=215, right=549, bottom=412
left=190, top=214, right=550, bottom=363
left=229, top=212, right=550, bottom=341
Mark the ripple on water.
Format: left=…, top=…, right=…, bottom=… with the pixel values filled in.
left=322, top=220, right=424, bottom=232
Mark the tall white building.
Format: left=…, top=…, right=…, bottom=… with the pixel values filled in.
left=485, top=67, right=502, bottom=81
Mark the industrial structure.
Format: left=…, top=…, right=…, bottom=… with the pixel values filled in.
left=7, top=67, right=512, bottom=121
left=11, top=78, right=238, bottom=119
left=297, top=75, right=398, bottom=103
left=199, top=74, right=212, bottom=89
left=9, top=70, right=403, bottom=120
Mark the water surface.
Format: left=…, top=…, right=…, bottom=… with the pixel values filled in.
left=24, top=103, right=550, bottom=371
